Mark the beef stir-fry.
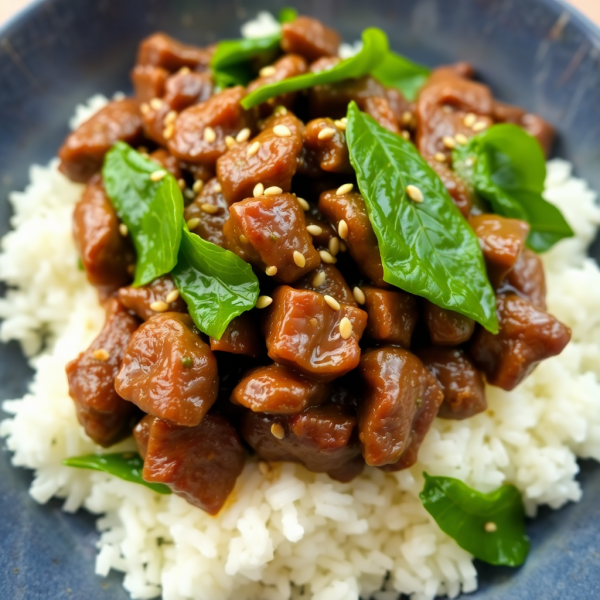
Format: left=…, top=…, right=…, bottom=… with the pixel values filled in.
left=62, top=16, right=571, bottom=516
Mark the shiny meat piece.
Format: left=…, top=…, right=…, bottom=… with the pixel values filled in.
left=471, top=294, right=571, bottom=391
left=223, top=193, right=320, bottom=283
left=362, top=286, right=418, bottom=348
left=183, top=178, right=229, bottom=247
left=118, top=275, right=187, bottom=321
left=264, top=286, right=367, bottom=381
left=59, top=99, right=144, bottom=183
left=133, top=414, right=155, bottom=459
left=73, top=175, right=134, bottom=294
left=364, top=96, right=401, bottom=134
left=281, top=16, right=341, bottom=62
left=423, top=302, right=475, bottom=346
left=131, top=65, right=169, bottom=102
left=169, top=87, right=254, bottom=166
left=210, top=313, right=262, bottom=358
left=149, top=149, right=183, bottom=179
left=302, top=118, right=352, bottom=175
left=115, top=312, right=219, bottom=426
left=66, top=298, right=140, bottom=447
left=217, top=112, right=303, bottom=205
left=319, top=190, right=387, bottom=287
left=358, top=347, right=443, bottom=468
left=426, top=158, right=473, bottom=218
left=137, top=33, right=212, bottom=72
left=143, top=414, right=245, bottom=515
left=417, top=347, right=487, bottom=420
left=295, top=263, right=357, bottom=307
left=141, top=99, right=171, bottom=146
left=240, top=405, right=364, bottom=482
left=163, top=69, right=213, bottom=112
left=469, top=214, right=530, bottom=287
left=386, top=88, right=414, bottom=128
left=503, top=248, right=547, bottom=310
left=232, top=364, right=330, bottom=413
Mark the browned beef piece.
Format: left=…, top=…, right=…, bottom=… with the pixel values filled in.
left=115, top=312, right=218, bottom=426
left=183, top=178, right=229, bottom=247
left=503, top=248, right=547, bottom=310
left=149, top=149, right=183, bottom=180
left=66, top=298, right=140, bottom=447
left=209, top=313, right=262, bottom=358
left=131, top=65, right=169, bottom=102
left=426, top=158, right=473, bottom=218
left=264, top=286, right=367, bottom=381
left=364, top=96, right=401, bottom=134
left=319, top=189, right=387, bottom=287
left=301, top=118, right=352, bottom=175
left=143, top=414, right=245, bottom=515
left=73, top=175, right=134, bottom=294
left=358, top=347, right=443, bottom=469
left=59, top=99, right=144, bottom=183
left=469, top=214, right=530, bottom=287
left=470, top=294, right=571, bottom=391
left=240, top=404, right=364, bottom=482
left=140, top=99, right=171, bottom=146
left=417, top=347, right=487, bottom=420
left=223, top=193, right=320, bottom=283
left=162, top=69, right=213, bottom=112
left=169, top=87, right=255, bottom=166
left=137, top=33, right=213, bottom=72
left=295, top=263, right=357, bottom=307
left=423, top=302, right=475, bottom=346
left=217, top=112, right=303, bottom=205
left=133, top=414, right=155, bottom=459
left=281, top=16, right=341, bottom=62
left=385, top=88, right=414, bottom=124
left=118, top=275, right=187, bottom=321
left=232, top=364, right=330, bottom=413
left=362, top=287, right=418, bottom=348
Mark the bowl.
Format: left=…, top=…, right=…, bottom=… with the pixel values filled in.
left=1, top=0, right=600, bottom=598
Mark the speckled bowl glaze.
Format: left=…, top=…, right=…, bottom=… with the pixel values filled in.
left=1, top=1, right=600, bottom=598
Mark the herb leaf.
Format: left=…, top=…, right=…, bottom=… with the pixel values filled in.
left=103, top=142, right=184, bottom=287
left=420, top=473, right=530, bottom=566
left=279, top=7, right=298, bottom=24
left=63, top=452, right=171, bottom=495
left=241, top=28, right=390, bottom=109
left=372, top=51, right=430, bottom=101
left=453, top=124, right=573, bottom=252
left=346, top=102, right=498, bottom=333
left=172, top=229, right=260, bottom=340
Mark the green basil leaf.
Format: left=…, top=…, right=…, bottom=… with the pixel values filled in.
left=372, top=51, right=430, bottom=101
left=241, top=27, right=390, bottom=109
left=279, top=7, right=298, bottom=24
left=103, top=142, right=184, bottom=287
left=453, top=124, right=573, bottom=252
left=63, top=452, right=172, bottom=495
left=172, top=229, right=260, bottom=340
left=346, top=102, right=498, bottom=333
left=420, top=473, right=530, bottom=567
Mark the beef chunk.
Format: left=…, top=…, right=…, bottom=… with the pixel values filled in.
left=133, top=414, right=155, bottom=459
left=364, top=96, right=401, bottom=134
left=426, top=158, right=473, bottom=218
left=131, top=65, right=169, bottom=102
left=503, top=248, right=547, bottom=310
left=118, top=275, right=187, bottom=321
left=59, top=99, right=143, bottom=183
left=66, top=298, right=140, bottom=447
left=183, top=178, right=229, bottom=247
left=115, top=312, right=218, bottom=426
left=163, top=69, right=213, bottom=112
left=295, top=263, right=357, bottom=307
left=210, top=313, right=262, bottom=358
left=424, top=302, right=475, bottom=346
left=281, top=16, right=341, bottom=62
left=302, top=118, right=352, bottom=175
left=137, top=33, right=213, bottom=72
left=358, top=347, right=443, bottom=469
left=470, top=294, right=571, bottom=391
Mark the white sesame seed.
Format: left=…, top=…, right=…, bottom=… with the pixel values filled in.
left=253, top=183, right=264, bottom=197
left=297, top=197, right=310, bottom=211
left=193, top=179, right=204, bottom=194
left=473, top=120, right=488, bottom=132
left=247, top=141, right=261, bottom=157
left=150, top=300, right=169, bottom=313
left=163, top=124, right=175, bottom=140
left=140, top=103, right=150, bottom=115
left=306, top=224, right=323, bottom=236
left=465, top=157, right=475, bottom=168
left=338, top=219, right=349, bottom=240
left=406, top=185, right=424, bottom=203
left=455, top=133, right=469, bottom=145
left=434, top=152, right=447, bottom=163
left=201, top=203, right=219, bottom=214
left=401, top=111, right=414, bottom=126
left=329, top=237, right=340, bottom=256
left=239, top=234, right=248, bottom=243
left=150, top=97, right=164, bottom=110
left=339, top=317, right=353, bottom=339
left=166, top=289, right=180, bottom=303
left=150, top=170, right=167, bottom=182
left=336, top=183, right=354, bottom=196
left=484, top=521, right=498, bottom=533
left=318, top=127, right=336, bottom=140
left=271, top=423, right=285, bottom=439
left=443, top=136, right=456, bottom=149
left=273, top=124, right=292, bottom=137
left=92, top=348, right=110, bottom=361
left=236, top=128, right=251, bottom=143
left=293, top=251, right=306, bottom=268
left=353, top=286, right=366, bottom=305
left=164, top=110, right=178, bottom=125
left=324, top=295, right=341, bottom=310
left=213, top=182, right=222, bottom=193
left=319, top=250, right=337, bottom=264
left=265, top=266, right=278, bottom=276
left=334, top=119, right=347, bottom=130
left=256, top=295, right=273, bottom=309
left=186, top=217, right=200, bottom=230
left=340, top=117, right=348, bottom=124
left=204, top=126, right=216, bottom=143
left=273, top=105, right=288, bottom=115
left=225, top=135, right=236, bottom=149
left=309, top=318, right=318, bottom=327
left=178, top=178, right=186, bottom=190
left=259, top=65, right=277, bottom=77
left=184, top=189, right=195, bottom=200
left=178, top=66, right=191, bottom=75
left=264, top=186, right=283, bottom=196
left=464, top=113, right=477, bottom=127
left=119, top=223, right=128, bottom=237
left=401, top=131, right=411, bottom=140
left=312, top=271, right=326, bottom=287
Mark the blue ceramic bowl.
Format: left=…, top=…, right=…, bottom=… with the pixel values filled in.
left=1, top=1, right=600, bottom=598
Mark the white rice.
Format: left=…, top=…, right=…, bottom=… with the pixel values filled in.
left=2, top=76, right=600, bottom=600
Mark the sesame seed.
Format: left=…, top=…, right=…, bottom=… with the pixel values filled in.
left=297, top=197, right=310, bottom=211
left=324, top=295, right=341, bottom=310
left=150, top=97, right=164, bottom=110
left=401, top=111, right=414, bottom=126
left=329, top=237, right=340, bottom=256
left=201, top=203, right=219, bottom=215
left=119, top=223, right=128, bottom=237
left=465, top=157, right=475, bottom=168
left=236, top=128, right=251, bottom=143
left=179, top=66, right=191, bottom=75
left=293, top=251, right=306, bottom=268
left=339, top=317, right=353, bottom=339
left=137, top=146, right=149, bottom=155
left=92, top=348, right=110, bottom=361
left=406, top=185, right=424, bottom=203
left=265, top=265, right=278, bottom=276
left=455, top=133, right=469, bottom=145
left=443, top=136, right=456, bottom=149
left=247, top=141, right=261, bottom=157
left=401, top=131, right=411, bottom=140
left=434, top=152, right=447, bottom=163
left=256, top=295, right=273, bottom=309
left=225, top=135, right=236, bottom=149
left=140, top=103, right=150, bottom=115
left=163, top=124, right=175, bottom=140
left=484, top=521, right=498, bottom=533
left=166, top=289, right=180, bottom=303
left=319, top=250, right=337, bottom=264
left=271, top=423, right=285, bottom=439
left=353, top=286, right=366, bottom=305
left=442, top=105, right=453, bottom=114
left=178, top=178, right=186, bottom=190
left=309, top=318, right=318, bottom=327
left=336, top=183, right=354, bottom=196
left=334, top=119, right=347, bottom=130
left=340, top=242, right=347, bottom=252
left=273, top=124, right=292, bottom=137
left=150, top=170, right=167, bottom=182
left=264, top=186, right=283, bottom=196
left=306, top=224, right=323, bottom=236
left=473, top=120, right=488, bottom=132
left=340, top=117, right=348, bottom=124
left=150, top=301, right=169, bottom=313
left=318, top=127, right=336, bottom=140
left=164, top=110, right=178, bottom=125
left=193, top=180, right=204, bottom=194
left=239, top=234, right=248, bottom=243
left=253, top=183, right=264, bottom=197
left=213, top=182, right=222, bottom=193
left=204, top=126, right=216, bottom=143
left=186, top=217, right=200, bottom=230
left=273, top=105, right=288, bottom=116
left=338, top=219, right=348, bottom=240
left=464, top=113, right=477, bottom=127
left=259, top=65, right=277, bottom=77
left=312, top=271, right=326, bottom=287
left=184, top=189, right=195, bottom=200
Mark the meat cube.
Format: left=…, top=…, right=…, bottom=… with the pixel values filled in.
left=503, top=248, right=547, bottom=310
left=66, top=298, right=140, bottom=447
left=469, top=214, right=530, bottom=287
left=424, top=302, right=475, bottom=346
left=364, top=96, right=401, bottom=134
left=163, top=69, right=213, bottom=112
left=417, top=347, right=487, bottom=420
left=149, top=149, right=183, bottom=179
left=143, top=415, right=245, bottom=515
left=319, top=189, right=387, bottom=287
left=362, top=286, right=418, bottom=348
left=281, top=16, right=341, bottom=62
left=131, top=64, right=169, bottom=102
left=118, top=274, right=187, bottom=321
left=302, top=118, right=352, bottom=175
left=133, top=414, right=155, bottom=458
left=240, top=404, right=364, bottom=482
left=223, top=193, right=320, bottom=283
left=59, top=99, right=144, bottom=183
left=470, top=294, right=571, bottom=391
left=137, top=33, right=213, bottom=72
left=385, top=88, right=413, bottom=124
left=426, top=158, right=473, bottom=218
left=209, top=313, right=262, bottom=358
left=232, top=364, right=330, bottom=413
left=295, top=263, right=357, bottom=307
left=184, top=178, right=229, bottom=247
left=140, top=98, right=171, bottom=146
left=115, top=312, right=219, bottom=426
left=217, top=112, right=303, bottom=205
left=169, top=87, right=255, bottom=166
left=358, top=347, right=444, bottom=469
left=264, top=286, right=367, bottom=381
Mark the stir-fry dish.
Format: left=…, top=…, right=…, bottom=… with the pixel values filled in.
left=57, top=12, right=575, bottom=567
